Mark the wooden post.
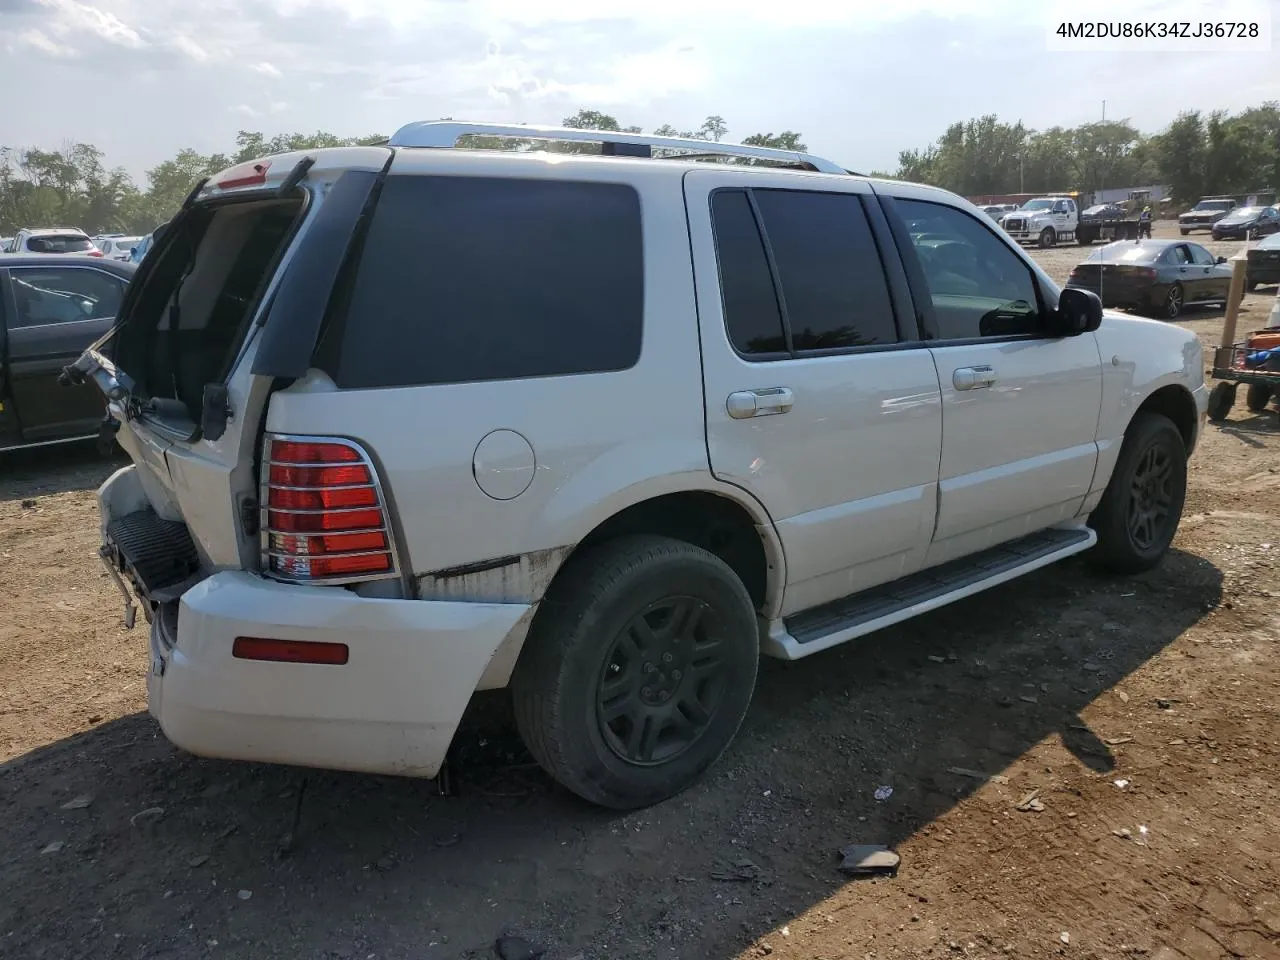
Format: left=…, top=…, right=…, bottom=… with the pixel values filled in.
left=1220, top=246, right=1251, bottom=349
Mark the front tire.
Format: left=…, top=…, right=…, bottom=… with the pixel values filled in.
left=1038, top=227, right=1056, bottom=249
left=1087, top=412, right=1188, bottom=575
left=511, top=535, right=760, bottom=810
left=1180, top=228, right=1190, bottom=236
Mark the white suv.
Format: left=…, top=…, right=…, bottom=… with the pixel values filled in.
left=70, top=122, right=1208, bottom=810
left=7, top=227, right=101, bottom=256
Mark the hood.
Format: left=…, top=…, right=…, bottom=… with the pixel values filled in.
left=1214, top=215, right=1257, bottom=228
left=1004, top=208, right=1052, bottom=221
left=1181, top=207, right=1230, bottom=220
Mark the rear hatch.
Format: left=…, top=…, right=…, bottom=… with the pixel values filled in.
left=71, top=146, right=394, bottom=580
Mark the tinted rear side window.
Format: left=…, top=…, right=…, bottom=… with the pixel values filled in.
left=710, top=190, right=787, bottom=356
left=710, top=187, right=899, bottom=360
left=322, top=176, right=644, bottom=389
left=753, top=190, right=898, bottom=350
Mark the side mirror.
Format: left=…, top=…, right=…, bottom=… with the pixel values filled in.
left=1216, top=256, right=1227, bottom=264
left=1054, top=287, right=1103, bottom=335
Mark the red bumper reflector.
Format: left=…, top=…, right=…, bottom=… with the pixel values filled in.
left=232, top=636, right=349, bottom=665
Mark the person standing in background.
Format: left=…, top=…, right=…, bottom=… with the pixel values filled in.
left=1139, top=206, right=1153, bottom=239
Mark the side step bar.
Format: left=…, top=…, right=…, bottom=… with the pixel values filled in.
left=764, top=526, right=1097, bottom=661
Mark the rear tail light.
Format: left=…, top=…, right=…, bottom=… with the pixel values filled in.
left=87, top=249, right=104, bottom=257
left=261, top=434, right=399, bottom=584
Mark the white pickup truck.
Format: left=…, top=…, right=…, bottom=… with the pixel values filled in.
left=1000, top=196, right=1080, bottom=247
left=70, top=122, right=1209, bottom=810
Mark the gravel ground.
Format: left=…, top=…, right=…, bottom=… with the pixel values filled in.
left=1, top=223, right=1279, bottom=960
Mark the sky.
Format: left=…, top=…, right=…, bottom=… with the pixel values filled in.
left=0, top=0, right=1278, bottom=184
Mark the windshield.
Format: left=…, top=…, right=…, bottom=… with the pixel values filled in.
left=27, top=235, right=93, bottom=253
left=1085, top=243, right=1159, bottom=263
left=1220, top=207, right=1261, bottom=221
left=1019, top=199, right=1054, bottom=211
left=1193, top=200, right=1234, bottom=212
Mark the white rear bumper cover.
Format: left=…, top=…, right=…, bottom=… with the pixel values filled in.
left=149, top=570, right=531, bottom=777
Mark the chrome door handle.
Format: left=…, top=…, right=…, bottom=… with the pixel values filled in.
left=726, top=387, right=794, bottom=419
left=953, top=365, right=996, bottom=391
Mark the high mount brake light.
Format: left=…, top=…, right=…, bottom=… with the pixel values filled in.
left=261, top=435, right=398, bottom=584
left=217, top=159, right=272, bottom=189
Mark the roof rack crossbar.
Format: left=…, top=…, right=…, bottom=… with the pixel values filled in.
left=386, top=121, right=848, bottom=174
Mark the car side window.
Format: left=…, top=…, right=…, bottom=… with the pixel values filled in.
left=7, top=267, right=125, bottom=328
left=894, top=198, right=1042, bottom=340
left=1172, top=245, right=1192, bottom=265
left=317, top=175, right=644, bottom=390
left=1189, top=244, right=1216, bottom=266
left=711, top=188, right=899, bottom=359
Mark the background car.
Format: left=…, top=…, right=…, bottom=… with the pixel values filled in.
left=0, top=254, right=134, bottom=451
left=1065, top=238, right=1233, bottom=319
left=129, top=232, right=154, bottom=263
left=1179, top=197, right=1236, bottom=234
left=96, top=236, right=142, bottom=261
left=1211, top=205, right=1280, bottom=241
left=1246, top=232, right=1280, bottom=291
left=6, top=228, right=103, bottom=256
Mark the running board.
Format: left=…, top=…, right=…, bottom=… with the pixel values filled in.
left=764, top=526, right=1097, bottom=660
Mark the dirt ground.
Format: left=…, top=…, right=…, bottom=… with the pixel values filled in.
left=2, top=224, right=1279, bottom=960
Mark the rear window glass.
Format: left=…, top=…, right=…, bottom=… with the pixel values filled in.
left=26, top=235, right=93, bottom=253
left=320, top=175, right=644, bottom=389
left=1086, top=243, right=1160, bottom=262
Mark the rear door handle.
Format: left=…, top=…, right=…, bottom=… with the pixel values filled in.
left=726, top=387, right=794, bottom=419
left=953, top=365, right=997, bottom=391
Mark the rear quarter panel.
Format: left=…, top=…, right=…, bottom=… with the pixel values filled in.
left=263, top=154, right=762, bottom=603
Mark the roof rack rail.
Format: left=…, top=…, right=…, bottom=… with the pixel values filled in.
left=386, top=121, right=848, bottom=174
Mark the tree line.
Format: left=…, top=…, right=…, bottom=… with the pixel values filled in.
left=893, top=102, right=1280, bottom=203
left=2, top=102, right=1276, bottom=236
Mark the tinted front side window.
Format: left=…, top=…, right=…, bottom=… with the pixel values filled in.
left=324, top=176, right=643, bottom=389
left=1189, top=244, right=1216, bottom=266
left=895, top=198, right=1041, bottom=340
left=8, top=267, right=124, bottom=327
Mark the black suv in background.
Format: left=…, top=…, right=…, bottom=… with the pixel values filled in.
left=1, top=254, right=134, bottom=452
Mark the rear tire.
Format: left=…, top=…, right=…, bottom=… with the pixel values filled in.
left=1087, top=412, right=1188, bottom=575
left=1162, top=282, right=1185, bottom=320
left=1246, top=383, right=1272, bottom=413
left=511, top=535, right=759, bottom=810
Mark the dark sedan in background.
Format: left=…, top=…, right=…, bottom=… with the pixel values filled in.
left=1066, top=239, right=1233, bottom=320
left=1211, top=204, right=1280, bottom=241
left=1247, top=233, right=1280, bottom=291
left=1, top=255, right=135, bottom=452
